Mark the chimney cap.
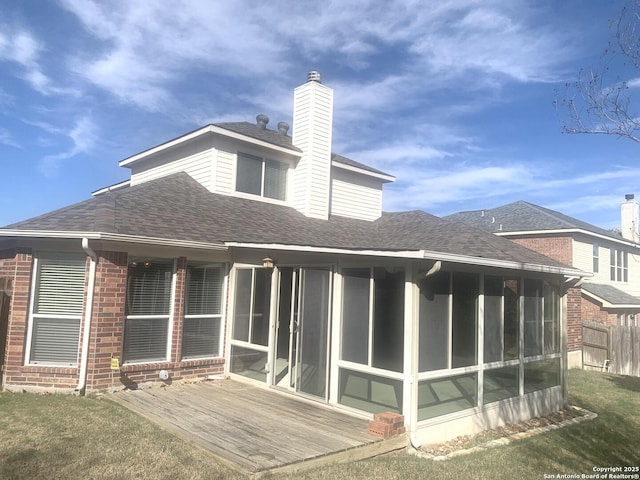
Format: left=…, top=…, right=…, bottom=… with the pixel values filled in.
left=626, top=193, right=635, bottom=201
left=307, top=71, right=322, bottom=83
left=256, top=114, right=269, bottom=129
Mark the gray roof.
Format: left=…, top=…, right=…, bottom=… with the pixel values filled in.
left=582, top=283, right=640, bottom=306
left=215, top=122, right=302, bottom=152
left=215, top=122, right=392, bottom=178
left=2, top=173, right=571, bottom=269
left=446, top=200, right=620, bottom=241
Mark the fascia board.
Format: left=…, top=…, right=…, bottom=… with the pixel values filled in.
left=0, top=230, right=227, bottom=251
left=224, top=242, right=424, bottom=259
left=331, top=161, right=396, bottom=183
left=421, top=249, right=590, bottom=277
left=496, top=228, right=640, bottom=249
left=119, top=125, right=301, bottom=167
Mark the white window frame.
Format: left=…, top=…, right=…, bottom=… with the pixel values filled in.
left=123, top=259, right=176, bottom=365
left=235, top=152, right=288, bottom=201
left=24, top=255, right=87, bottom=367
left=182, top=263, right=227, bottom=360
left=610, top=248, right=628, bottom=282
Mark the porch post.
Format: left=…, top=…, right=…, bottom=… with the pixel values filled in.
left=402, top=261, right=417, bottom=434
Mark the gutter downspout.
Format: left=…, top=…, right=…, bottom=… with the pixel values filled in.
left=76, top=238, right=97, bottom=394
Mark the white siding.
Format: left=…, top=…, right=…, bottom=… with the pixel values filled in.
left=130, top=139, right=214, bottom=189
left=575, top=236, right=640, bottom=297
left=573, top=239, right=594, bottom=275
left=330, top=169, right=383, bottom=221
left=214, top=148, right=235, bottom=195
left=292, top=80, right=333, bottom=220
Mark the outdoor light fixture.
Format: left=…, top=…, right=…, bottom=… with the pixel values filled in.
left=262, top=257, right=274, bottom=269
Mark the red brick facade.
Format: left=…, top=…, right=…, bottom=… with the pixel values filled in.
left=580, top=294, right=618, bottom=326
left=0, top=248, right=226, bottom=392
left=511, top=236, right=573, bottom=266
left=566, top=287, right=582, bottom=352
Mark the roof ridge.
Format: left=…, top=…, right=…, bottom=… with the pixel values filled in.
left=516, top=201, right=578, bottom=229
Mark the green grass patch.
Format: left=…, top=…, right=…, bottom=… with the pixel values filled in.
left=1, top=370, right=639, bottom=479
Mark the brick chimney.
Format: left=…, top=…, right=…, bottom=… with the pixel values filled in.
left=621, top=194, right=639, bottom=242
left=291, top=71, right=333, bottom=220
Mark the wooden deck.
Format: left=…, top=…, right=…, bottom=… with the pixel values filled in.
left=109, top=379, right=404, bottom=474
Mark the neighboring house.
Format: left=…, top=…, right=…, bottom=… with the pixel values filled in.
left=447, top=199, right=640, bottom=368
left=0, top=72, right=586, bottom=444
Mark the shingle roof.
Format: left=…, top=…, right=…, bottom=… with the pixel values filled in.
left=2, top=173, right=570, bottom=269
left=446, top=200, right=620, bottom=240
left=214, top=122, right=302, bottom=152
left=582, top=283, right=640, bottom=306
left=331, top=153, right=393, bottom=178
left=214, top=122, right=392, bottom=178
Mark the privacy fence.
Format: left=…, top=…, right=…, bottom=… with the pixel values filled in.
left=583, top=321, right=640, bottom=377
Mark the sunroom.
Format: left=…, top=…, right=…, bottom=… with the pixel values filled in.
left=225, top=251, right=571, bottom=444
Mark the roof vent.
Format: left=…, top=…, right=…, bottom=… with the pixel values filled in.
left=277, top=121, right=290, bottom=135
left=307, top=71, right=322, bottom=83
left=256, top=114, right=269, bottom=130
left=626, top=193, right=635, bottom=201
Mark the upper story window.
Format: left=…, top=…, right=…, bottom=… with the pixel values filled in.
left=610, top=248, right=628, bottom=282
left=593, top=243, right=599, bottom=273
left=236, top=152, right=287, bottom=201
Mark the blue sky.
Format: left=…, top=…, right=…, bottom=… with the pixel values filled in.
left=1, top=0, right=639, bottom=229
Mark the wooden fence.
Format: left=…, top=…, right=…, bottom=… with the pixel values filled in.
left=583, top=322, right=640, bottom=377
left=0, top=277, right=11, bottom=385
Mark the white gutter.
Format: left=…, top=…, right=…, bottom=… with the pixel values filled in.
left=76, top=238, right=97, bottom=394
left=496, top=228, right=640, bottom=249
left=0, top=230, right=228, bottom=251
left=224, top=242, right=426, bottom=259
left=421, top=249, right=588, bottom=277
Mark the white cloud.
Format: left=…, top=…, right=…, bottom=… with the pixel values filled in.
left=0, top=128, right=20, bottom=149
left=38, top=117, right=99, bottom=176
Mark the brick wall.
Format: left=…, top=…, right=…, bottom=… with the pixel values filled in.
left=566, top=287, right=582, bottom=352
left=510, top=235, right=573, bottom=266
left=88, top=253, right=226, bottom=391
left=85, top=251, right=128, bottom=390
left=580, top=294, right=617, bottom=326
left=1, top=249, right=83, bottom=390
left=1, top=248, right=228, bottom=392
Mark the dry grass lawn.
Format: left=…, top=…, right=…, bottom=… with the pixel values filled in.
left=1, top=370, right=639, bottom=480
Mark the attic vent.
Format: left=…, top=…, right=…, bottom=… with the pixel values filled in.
left=256, top=114, right=269, bottom=129
left=307, top=71, right=322, bottom=83
left=277, top=121, right=290, bottom=135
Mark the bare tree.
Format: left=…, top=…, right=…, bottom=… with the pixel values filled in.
left=556, top=1, right=640, bottom=143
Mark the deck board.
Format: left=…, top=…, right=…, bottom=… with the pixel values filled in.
left=109, top=379, right=393, bottom=473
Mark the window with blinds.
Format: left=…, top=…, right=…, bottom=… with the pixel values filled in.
left=123, top=260, right=174, bottom=363
left=182, top=264, right=224, bottom=359
left=29, top=256, right=87, bottom=365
